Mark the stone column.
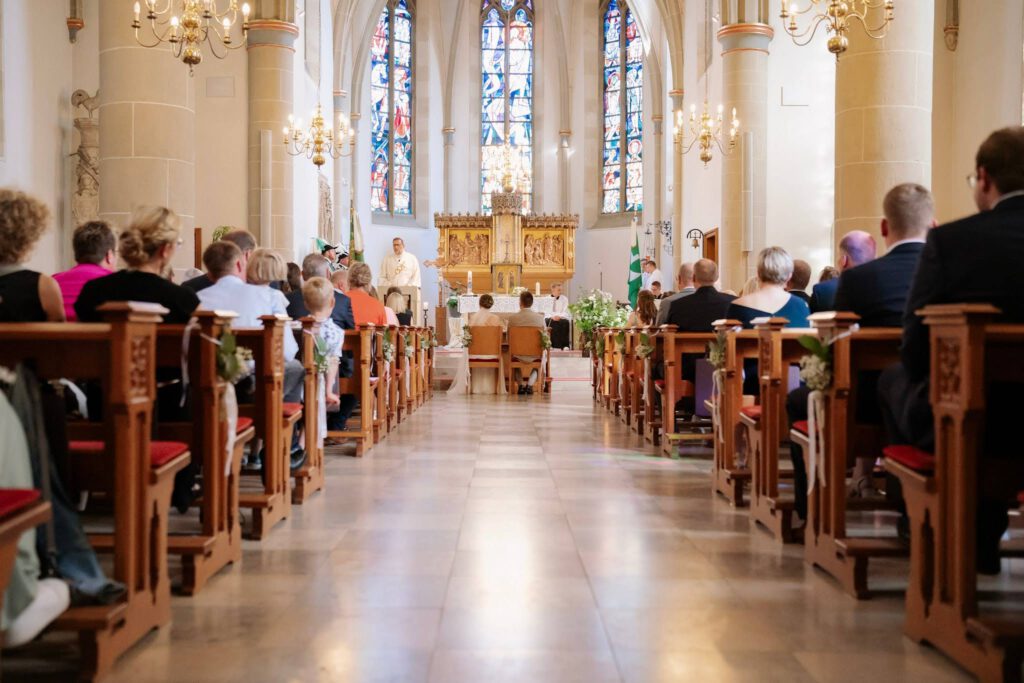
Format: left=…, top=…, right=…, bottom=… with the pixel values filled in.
left=717, top=12, right=772, bottom=290
left=669, top=90, right=685, bottom=272
left=99, top=3, right=195, bottom=267
left=834, top=3, right=933, bottom=251
left=333, top=89, right=351, bottom=244
left=247, top=19, right=298, bottom=259
left=442, top=127, right=456, bottom=212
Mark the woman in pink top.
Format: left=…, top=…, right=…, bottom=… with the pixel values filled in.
left=53, top=221, right=117, bottom=321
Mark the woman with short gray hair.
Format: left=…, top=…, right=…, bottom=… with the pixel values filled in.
left=727, top=246, right=809, bottom=330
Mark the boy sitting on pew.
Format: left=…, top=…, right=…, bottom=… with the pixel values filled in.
left=301, top=277, right=356, bottom=436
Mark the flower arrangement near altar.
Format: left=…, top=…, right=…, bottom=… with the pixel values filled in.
left=569, top=289, right=629, bottom=352
left=216, top=331, right=253, bottom=383
left=798, top=335, right=832, bottom=391
left=511, top=286, right=528, bottom=296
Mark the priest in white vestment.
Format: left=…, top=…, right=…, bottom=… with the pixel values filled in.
left=378, top=237, right=421, bottom=289
left=546, top=282, right=572, bottom=349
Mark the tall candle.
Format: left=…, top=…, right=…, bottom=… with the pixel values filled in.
left=467, top=270, right=473, bottom=293
left=535, top=281, right=540, bottom=296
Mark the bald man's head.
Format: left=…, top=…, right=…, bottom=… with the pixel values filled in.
left=693, top=259, right=719, bottom=286
left=676, top=262, right=695, bottom=289
left=837, top=231, right=877, bottom=270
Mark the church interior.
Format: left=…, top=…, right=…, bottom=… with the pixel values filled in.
left=1, top=0, right=1024, bottom=681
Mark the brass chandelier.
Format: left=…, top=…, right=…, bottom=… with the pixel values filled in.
left=283, top=105, right=356, bottom=168
left=674, top=102, right=739, bottom=169
left=132, top=0, right=250, bottom=75
left=780, top=1, right=895, bottom=58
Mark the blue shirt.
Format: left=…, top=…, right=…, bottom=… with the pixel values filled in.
left=197, top=276, right=298, bottom=360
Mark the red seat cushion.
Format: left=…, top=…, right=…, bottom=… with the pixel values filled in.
left=282, top=402, right=303, bottom=418
left=793, top=420, right=809, bottom=435
left=70, top=440, right=189, bottom=469
left=0, top=489, right=41, bottom=519
left=883, top=445, right=935, bottom=473
left=654, top=379, right=665, bottom=388
left=236, top=416, right=254, bottom=433
left=740, top=406, right=762, bottom=421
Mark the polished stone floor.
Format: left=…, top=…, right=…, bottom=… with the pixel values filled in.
left=8, top=389, right=989, bottom=682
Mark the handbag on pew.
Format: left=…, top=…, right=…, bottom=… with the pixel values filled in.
left=2, top=364, right=126, bottom=607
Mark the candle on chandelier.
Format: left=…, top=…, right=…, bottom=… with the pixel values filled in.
left=133, top=2, right=140, bottom=21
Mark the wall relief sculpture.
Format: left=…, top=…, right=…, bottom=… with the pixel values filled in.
left=318, top=172, right=333, bottom=241
left=523, top=231, right=564, bottom=267
left=71, top=89, right=99, bottom=225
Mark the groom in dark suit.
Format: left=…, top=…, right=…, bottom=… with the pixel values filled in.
left=879, top=127, right=1024, bottom=572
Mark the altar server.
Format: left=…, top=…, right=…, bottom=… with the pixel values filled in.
left=546, top=282, right=571, bottom=349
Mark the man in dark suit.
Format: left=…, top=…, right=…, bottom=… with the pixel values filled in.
left=879, top=128, right=1024, bottom=572
left=787, top=184, right=935, bottom=521
left=786, top=259, right=812, bottom=306
left=665, top=259, right=735, bottom=385
left=809, top=231, right=877, bottom=312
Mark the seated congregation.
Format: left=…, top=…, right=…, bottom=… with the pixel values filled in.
left=594, top=127, right=1024, bottom=683
left=0, top=194, right=434, bottom=679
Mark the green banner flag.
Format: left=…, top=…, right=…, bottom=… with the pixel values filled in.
left=627, top=214, right=642, bottom=308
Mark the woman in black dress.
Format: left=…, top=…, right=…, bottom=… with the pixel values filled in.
left=0, top=189, right=66, bottom=322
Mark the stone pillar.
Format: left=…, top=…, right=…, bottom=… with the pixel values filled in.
left=442, top=127, right=455, bottom=212
left=333, top=90, right=351, bottom=243
left=247, top=19, right=298, bottom=259
left=669, top=90, right=685, bottom=273
left=834, top=3, right=933, bottom=251
left=99, top=3, right=195, bottom=267
left=717, top=17, right=772, bottom=291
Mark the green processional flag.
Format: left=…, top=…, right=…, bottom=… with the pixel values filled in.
left=627, top=214, right=642, bottom=308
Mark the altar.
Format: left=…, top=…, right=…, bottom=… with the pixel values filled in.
left=457, top=294, right=555, bottom=315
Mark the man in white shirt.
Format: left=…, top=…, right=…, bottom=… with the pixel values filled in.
left=641, top=259, right=663, bottom=292
left=545, top=282, right=572, bottom=349
left=196, top=241, right=303, bottom=402
left=378, top=237, right=421, bottom=289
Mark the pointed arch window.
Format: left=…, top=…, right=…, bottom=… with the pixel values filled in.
left=480, top=0, right=534, bottom=214
left=370, top=0, right=414, bottom=215
left=601, top=0, right=643, bottom=214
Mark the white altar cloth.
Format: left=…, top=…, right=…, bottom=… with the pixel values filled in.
left=457, top=295, right=555, bottom=315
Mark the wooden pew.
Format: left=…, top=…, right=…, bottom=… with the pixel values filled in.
left=397, top=326, right=414, bottom=423
left=709, top=319, right=758, bottom=506
left=424, top=328, right=435, bottom=401
left=0, top=490, right=51, bottom=653
left=655, top=328, right=717, bottom=457
left=377, top=326, right=395, bottom=442
left=235, top=314, right=298, bottom=540
left=619, top=328, right=638, bottom=429
left=745, top=318, right=807, bottom=544
left=292, top=317, right=324, bottom=504
left=884, top=304, right=1024, bottom=682
left=602, top=328, right=620, bottom=414
left=153, top=311, right=254, bottom=594
left=329, top=325, right=378, bottom=456
left=793, top=313, right=905, bottom=598
left=0, top=302, right=189, bottom=681
left=642, top=326, right=667, bottom=447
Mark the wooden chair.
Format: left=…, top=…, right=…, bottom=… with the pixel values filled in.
left=467, top=326, right=504, bottom=394
left=153, top=311, right=254, bottom=594
left=884, top=304, right=1024, bottom=682
left=0, top=489, right=51, bottom=657
left=292, top=317, right=324, bottom=504
left=746, top=318, right=808, bottom=544
left=507, top=326, right=546, bottom=397
left=709, top=319, right=758, bottom=507
left=329, top=325, right=377, bottom=456
left=377, top=326, right=395, bottom=441
left=655, top=328, right=717, bottom=457
left=0, top=302, right=189, bottom=681
left=792, top=312, right=905, bottom=598
left=235, top=315, right=298, bottom=540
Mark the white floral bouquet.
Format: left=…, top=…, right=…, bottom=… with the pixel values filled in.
left=381, top=329, right=395, bottom=363
left=798, top=335, right=832, bottom=391
left=216, top=331, right=254, bottom=383
left=569, top=289, right=630, bottom=351
left=636, top=332, right=655, bottom=359
left=511, top=286, right=528, bottom=296
left=540, top=329, right=552, bottom=350
left=460, top=326, right=473, bottom=348
left=706, top=331, right=727, bottom=370
left=403, top=333, right=415, bottom=358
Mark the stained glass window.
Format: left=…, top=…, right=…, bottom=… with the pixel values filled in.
left=370, top=0, right=414, bottom=215
left=602, top=0, right=643, bottom=214
left=481, top=0, right=534, bottom=214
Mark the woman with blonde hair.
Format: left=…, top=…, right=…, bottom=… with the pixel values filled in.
left=0, top=189, right=65, bottom=321
left=627, top=290, right=657, bottom=327
left=76, top=206, right=199, bottom=323
left=385, top=286, right=412, bottom=326
left=244, top=247, right=293, bottom=324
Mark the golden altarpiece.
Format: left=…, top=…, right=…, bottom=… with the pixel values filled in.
left=432, top=187, right=578, bottom=297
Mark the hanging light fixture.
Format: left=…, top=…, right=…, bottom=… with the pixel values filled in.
left=780, top=1, right=895, bottom=58
left=132, top=1, right=250, bottom=75
left=674, top=101, right=739, bottom=168
left=283, top=104, right=356, bottom=168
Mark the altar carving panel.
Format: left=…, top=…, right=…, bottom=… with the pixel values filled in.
left=447, top=230, right=490, bottom=267
left=523, top=231, right=565, bottom=268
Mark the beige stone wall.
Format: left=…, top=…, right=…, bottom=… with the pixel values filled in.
left=834, top=3, right=933, bottom=252
left=99, top=1, right=196, bottom=269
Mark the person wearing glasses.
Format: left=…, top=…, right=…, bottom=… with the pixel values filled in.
left=76, top=206, right=200, bottom=324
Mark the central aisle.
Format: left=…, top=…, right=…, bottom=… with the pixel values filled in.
left=97, top=393, right=967, bottom=683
